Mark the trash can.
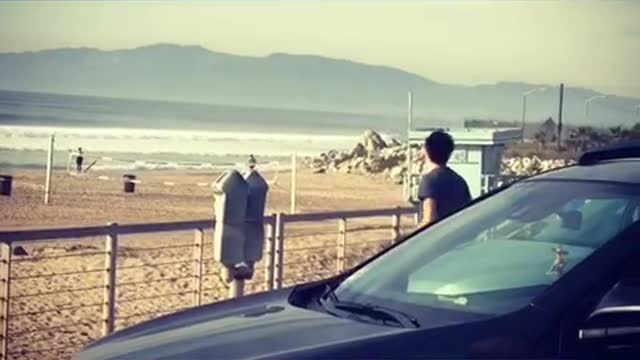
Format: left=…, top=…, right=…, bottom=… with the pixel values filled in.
left=123, top=174, right=136, bottom=193
left=0, top=175, right=12, bottom=196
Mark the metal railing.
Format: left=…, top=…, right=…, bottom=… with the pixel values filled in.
left=0, top=206, right=416, bottom=360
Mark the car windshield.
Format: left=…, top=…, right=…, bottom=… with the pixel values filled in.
left=333, top=180, right=640, bottom=317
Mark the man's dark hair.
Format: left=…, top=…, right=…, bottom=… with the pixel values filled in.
left=424, top=130, right=455, bottom=166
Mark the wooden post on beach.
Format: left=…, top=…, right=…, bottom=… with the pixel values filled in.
left=102, top=223, right=118, bottom=336
left=290, top=152, right=297, bottom=214
left=192, top=228, right=204, bottom=306
left=0, top=242, right=12, bottom=360
left=44, top=134, right=55, bottom=205
left=273, top=213, right=285, bottom=290
left=265, top=219, right=276, bottom=291
left=391, top=210, right=401, bottom=244
left=336, top=218, right=347, bottom=273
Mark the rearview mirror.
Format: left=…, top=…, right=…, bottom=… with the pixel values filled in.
left=579, top=280, right=640, bottom=352
left=559, top=210, right=582, bottom=230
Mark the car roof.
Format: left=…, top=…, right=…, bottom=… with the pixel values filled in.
left=528, top=142, right=640, bottom=185
left=531, top=159, right=640, bottom=185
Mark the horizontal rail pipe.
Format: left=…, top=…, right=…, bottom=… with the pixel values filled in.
left=283, top=207, right=414, bottom=223
left=0, top=221, right=211, bottom=243
left=1, top=217, right=278, bottom=243
left=0, top=207, right=410, bottom=243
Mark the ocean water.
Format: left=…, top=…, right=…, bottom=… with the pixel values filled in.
left=0, top=90, right=400, bottom=171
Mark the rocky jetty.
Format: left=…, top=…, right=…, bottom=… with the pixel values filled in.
left=304, top=130, right=572, bottom=182
left=304, top=130, right=421, bottom=184
left=501, top=156, right=574, bottom=176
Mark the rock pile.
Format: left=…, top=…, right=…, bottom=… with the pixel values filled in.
left=305, top=129, right=573, bottom=182
left=501, top=156, right=574, bottom=176
left=304, top=130, right=418, bottom=183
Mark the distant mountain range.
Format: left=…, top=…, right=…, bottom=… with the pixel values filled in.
left=1, top=43, right=638, bottom=128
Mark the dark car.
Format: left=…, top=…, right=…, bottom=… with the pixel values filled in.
left=74, top=143, right=640, bottom=360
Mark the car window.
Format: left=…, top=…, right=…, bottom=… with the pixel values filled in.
left=484, top=197, right=630, bottom=248
left=633, top=204, right=640, bottom=222
left=334, top=181, right=640, bottom=319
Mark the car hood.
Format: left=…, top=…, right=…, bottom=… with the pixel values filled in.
left=73, top=288, right=411, bottom=360
left=407, top=240, right=592, bottom=296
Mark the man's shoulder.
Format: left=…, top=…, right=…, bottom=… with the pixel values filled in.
left=422, top=166, right=447, bottom=179
left=448, top=168, right=471, bottom=194
left=420, top=167, right=456, bottom=191
left=445, top=167, right=465, bottom=179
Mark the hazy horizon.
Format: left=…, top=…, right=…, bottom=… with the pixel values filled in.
left=2, top=42, right=620, bottom=96
left=1, top=1, right=639, bottom=98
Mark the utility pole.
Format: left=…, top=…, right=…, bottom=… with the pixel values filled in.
left=557, top=83, right=564, bottom=152
left=405, top=91, right=413, bottom=202
left=585, top=95, right=607, bottom=122
left=521, top=87, right=546, bottom=143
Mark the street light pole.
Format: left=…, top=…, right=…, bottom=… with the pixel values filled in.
left=520, top=87, right=546, bottom=143
left=584, top=95, right=607, bottom=122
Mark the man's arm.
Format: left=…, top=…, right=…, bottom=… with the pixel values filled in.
left=420, top=198, right=437, bottom=227
left=417, top=173, right=439, bottom=228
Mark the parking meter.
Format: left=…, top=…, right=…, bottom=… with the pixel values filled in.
left=244, top=170, right=269, bottom=269
left=213, top=170, right=249, bottom=268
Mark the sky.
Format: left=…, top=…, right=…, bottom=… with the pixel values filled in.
left=1, top=0, right=639, bottom=98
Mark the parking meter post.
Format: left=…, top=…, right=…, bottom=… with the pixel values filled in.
left=213, top=169, right=249, bottom=298
left=230, top=278, right=245, bottom=298
left=214, top=169, right=268, bottom=299
left=227, top=262, right=252, bottom=298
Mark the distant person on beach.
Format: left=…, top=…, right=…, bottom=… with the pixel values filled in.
left=248, top=154, right=257, bottom=170
left=417, top=130, right=471, bottom=227
left=75, top=147, right=84, bottom=173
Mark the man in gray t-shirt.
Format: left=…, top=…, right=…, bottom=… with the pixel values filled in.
left=417, top=130, right=471, bottom=227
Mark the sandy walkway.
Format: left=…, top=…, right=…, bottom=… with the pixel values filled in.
left=0, top=168, right=417, bottom=360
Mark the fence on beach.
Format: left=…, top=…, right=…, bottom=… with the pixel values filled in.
left=0, top=206, right=417, bottom=360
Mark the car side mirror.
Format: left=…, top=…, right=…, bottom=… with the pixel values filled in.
left=579, top=280, right=640, bottom=349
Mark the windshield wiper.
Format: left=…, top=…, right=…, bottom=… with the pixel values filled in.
left=320, top=285, right=420, bottom=328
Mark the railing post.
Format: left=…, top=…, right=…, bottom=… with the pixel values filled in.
left=0, top=242, right=12, bottom=360
left=273, top=213, right=285, bottom=290
left=265, top=217, right=276, bottom=291
left=290, top=152, right=297, bottom=214
left=337, top=218, right=347, bottom=273
left=193, top=228, right=204, bottom=307
left=391, top=210, right=401, bottom=244
left=102, top=223, right=118, bottom=336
